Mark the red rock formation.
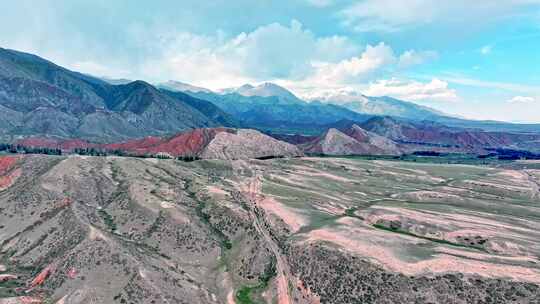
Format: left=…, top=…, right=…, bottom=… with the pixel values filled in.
left=103, top=128, right=234, bottom=156
left=102, top=136, right=163, bottom=152
left=0, top=156, right=21, bottom=190
left=29, top=265, right=54, bottom=288
left=0, top=156, right=18, bottom=173
left=15, top=128, right=237, bottom=157
left=21, top=297, right=43, bottom=304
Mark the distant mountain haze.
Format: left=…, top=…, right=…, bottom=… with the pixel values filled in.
left=168, top=78, right=540, bottom=134
left=311, top=91, right=448, bottom=121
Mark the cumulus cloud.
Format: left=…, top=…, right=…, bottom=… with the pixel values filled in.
left=363, top=78, right=459, bottom=102
left=314, top=35, right=361, bottom=62
left=125, top=20, right=439, bottom=90
left=276, top=43, right=441, bottom=101
left=135, top=20, right=362, bottom=88
left=307, top=42, right=396, bottom=84
left=508, top=96, right=536, bottom=103
left=299, top=43, right=438, bottom=88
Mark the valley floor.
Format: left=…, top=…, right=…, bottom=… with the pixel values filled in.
left=0, top=155, right=539, bottom=303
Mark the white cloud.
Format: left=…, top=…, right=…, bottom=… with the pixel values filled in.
left=398, top=50, right=438, bottom=68
left=276, top=43, right=441, bottom=101
left=128, top=20, right=438, bottom=90
left=508, top=96, right=536, bottom=103
left=314, top=35, right=360, bottom=62
left=137, top=32, right=250, bottom=89
left=363, top=78, right=459, bottom=102
left=286, top=77, right=459, bottom=105
left=306, top=42, right=396, bottom=84
left=480, top=45, right=492, bottom=55
left=135, top=20, right=361, bottom=89
left=339, top=0, right=540, bottom=32
left=297, top=43, right=438, bottom=89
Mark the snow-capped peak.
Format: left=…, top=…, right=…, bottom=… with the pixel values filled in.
left=303, top=88, right=370, bottom=105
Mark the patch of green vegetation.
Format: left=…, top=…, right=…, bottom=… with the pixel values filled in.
left=98, top=209, right=117, bottom=231
left=312, top=153, right=517, bottom=166
left=295, top=211, right=339, bottom=235
left=372, top=224, right=486, bottom=252
left=236, top=257, right=277, bottom=304
left=236, top=285, right=260, bottom=304
left=344, top=207, right=360, bottom=218
left=0, top=279, right=20, bottom=289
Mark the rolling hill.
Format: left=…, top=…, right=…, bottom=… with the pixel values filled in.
left=300, top=125, right=401, bottom=156
left=15, top=127, right=302, bottom=160
left=0, top=154, right=539, bottom=303
left=360, top=116, right=540, bottom=152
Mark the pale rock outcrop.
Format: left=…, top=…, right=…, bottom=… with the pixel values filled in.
left=201, top=129, right=302, bottom=160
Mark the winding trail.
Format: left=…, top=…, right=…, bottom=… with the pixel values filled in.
left=240, top=170, right=294, bottom=304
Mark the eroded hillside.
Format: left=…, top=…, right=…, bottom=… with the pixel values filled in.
left=0, top=155, right=539, bottom=303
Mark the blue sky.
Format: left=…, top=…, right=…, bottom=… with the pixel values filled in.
left=1, top=0, right=539, bottom=122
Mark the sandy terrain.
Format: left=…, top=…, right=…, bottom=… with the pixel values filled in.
left=1, top=155, right=539, bottom=303
left=258, top=197, right=307, bottom=233
left=306, top=221, right=540, bottom=284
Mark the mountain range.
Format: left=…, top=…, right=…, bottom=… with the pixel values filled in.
left=188, top=85, right=372, bottom=134
left=173, top=82, right=540, bottom=134
left=1, top=47, right=540, bottom=157
left=308, top=90, right=448, bottom=121
left=0, top=48, right=236, bottom=142
left=301, top=117, right=540, bottom=155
